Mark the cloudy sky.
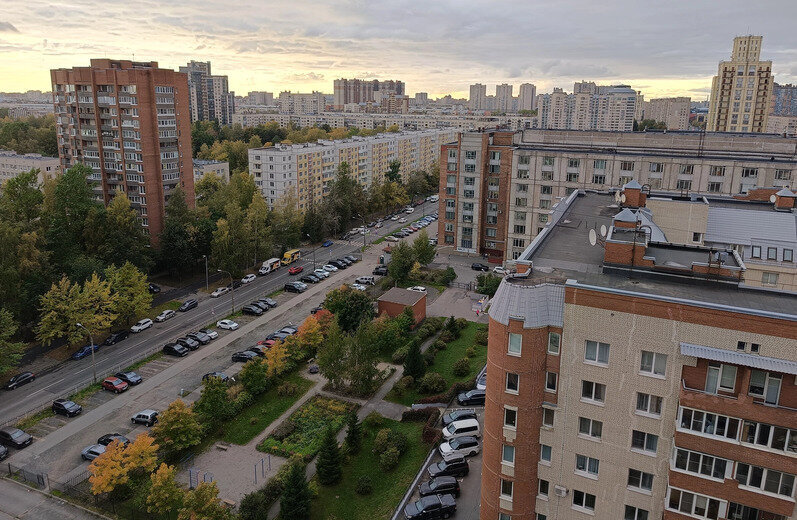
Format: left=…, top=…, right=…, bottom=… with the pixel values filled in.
left=1, top=0, right=796, bottom=99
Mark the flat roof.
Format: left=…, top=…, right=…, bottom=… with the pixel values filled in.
left=378, top=287, right=426, bottom=306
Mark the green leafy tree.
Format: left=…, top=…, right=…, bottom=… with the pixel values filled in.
left=193, top=376, right=232, bottom=426
left=347, top=322, right=381, bottom=396
left=405, top=170, right=430, bottom=201
left=387, top=241, right=415, bottom=284
left=245, top=191, right=272, bottom=266
left=239, top=491, right=269, bottom=520
left=152, top=399, right=203, bottom=456
left=105, top=262, right=152, bottom=326
left=0, top=169, right=43, bottom=227
left=316, top=425, right=342, bottom=485
left=177, top=482, right=234, bottom=520
left=238, top=358, right=270, bottom=396
left=271, top=188, right=304, bottom=250
left=344, top=410, right=362, bottom=453
left=395, top=307, right=415, bottom=334
left=316, top=321, right=348, bottom=390
left=98, top=191, right=151, bottom=271
left=476, top=273, right=502, bottom=297
left=0, top=309, right=25, bottom=374
left=159, top=188, right=194, bottom=277
left=147, top=463, right=184, bottom=515
left=44, top=164, right=99, bottom=269
left=211, top=202, right=250, bottom=276
left=323, top=286, right=374, bottom=333
left=385, top=160, right=401, bottom=183
left=326, top=163, right=366, bottom=233
left=371, top=316, right=403, bottom=356
left=403, top=340, right=426, bottom=381
left=279, top=462, right=311, bottom=520
left=412, top=230, right=436, bottom=266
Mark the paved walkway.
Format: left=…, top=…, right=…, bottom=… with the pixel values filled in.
left=0, top=478, right=110, bottom=520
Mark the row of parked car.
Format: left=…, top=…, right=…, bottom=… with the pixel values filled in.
left=385, top=213, right=439, bottom=243
left=284, top=255, right=360, bottom=293
left=230, top=323, right=298, bottom=363
left=162, top=326, right=223, bottom=357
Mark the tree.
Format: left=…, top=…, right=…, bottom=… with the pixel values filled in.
left=0, top=309, right=25, bottom=374
left=211, top=201, right=251, bottom=276
left=99, top=191, right=151, bottom=270
left=412, top=230, right=436, bottom=266
left=323, top=286, right=374, bottom=333
left=387, top=241, right=415, bottom=285
left=89, top=439, right=128, bottom=495
left=76, top=272, right=118, bottom=334
left=344, top=410, right=362, bottom=453
left=0, top=169, right=43, bottom=227
left=395, top=307, right=415, bottom=334
left=193, top=376, right=231, bottom=425
left=403, top=340, right=426, bottom=381
left=147, top=463, right=184, bottom=515
left=316, top=322, right=347, bottom=390
left=122, top=433, right=159, bottom=476
left=316, top=425, right=342, bottom=485
left=326, top=163, right=366, bottom=233
left=271, top=188, right=303, bottom=250
left=406, top=170, right=430, bottom=201
left=105, top=262, right=152, bottom=326
left=177, top=482, right=234, bottom=520
left=279, top=462, right=311, bottom=520
left=371, top=316, right=403, bottom=356
left=476, top=273, right=502, bottom=297
left=264, top=340, right=289, bottom=378
left=44, top=164, right=99, bottom=269
left=238, top=358, right=270, bottom=395
left=296, top=315, right=323, bottom=358
left=245, top=191, right=272, bottom=266
left=385, top=160, right=401, bottom=183
left=347, top=323, right=381, bottom=396
left=152, top=400, right=203, bottom=456
left=159, top=188, right=194, bottom=277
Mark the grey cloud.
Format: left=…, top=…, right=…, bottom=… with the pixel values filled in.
left=290, top=72, right=325, bottom=81
left=0, top=21, right=18, bottom=32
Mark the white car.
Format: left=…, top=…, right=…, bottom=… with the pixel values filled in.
left=241, top=274, right=256, bottom=284
left=154, top=309, right=175, bottom=322
left=313, top=269, right=330, bottom=279
left=130, top=318, right=153, bottom=333
left=439, top=436, right=480, bottom=459
left=350, top=283, right=367, bottom=292
left=398, top=217, right=407, bottom=223
left=216, top=319, right=239, bottom=331
left=390, top=215, right=399, bottom=221
left=198, top=328, right=219, bottom=340
left=407, top=286, right=427, bottom=293
left=385, top=235, right=400, bottom=242
left=493, top=266, right=508, bottom=275
left=322, top=264, right=338, bottom=272
left=210, top=286, right=229, bottom=298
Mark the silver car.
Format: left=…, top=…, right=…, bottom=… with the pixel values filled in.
left=81, top=444, right=106, bottom=460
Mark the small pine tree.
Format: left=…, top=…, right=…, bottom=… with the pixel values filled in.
left=403, top=339, right=426, bottom=381
left=280, top=462, right=311, bottom=520
left=345, top=410, right=362, bottom=453
left=316, top=425, right=342, bottom=485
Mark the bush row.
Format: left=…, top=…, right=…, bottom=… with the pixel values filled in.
left=416, top=379, right=476, bottom=405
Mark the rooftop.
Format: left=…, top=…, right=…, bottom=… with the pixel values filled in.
left=378, top=287, right=426, bottom=306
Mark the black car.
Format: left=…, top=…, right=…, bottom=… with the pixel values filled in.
left=284, top=282, right=305, bottom=293
left=337, top=257, right=353, bottom=266
left=232, top=351, right=259, bottom=363
left=310, top=305, right=324, bottom=314
left=250, top=301, right=270, bottom=312
left=242, top=304, right=264, bottom=316
left=178, top=299, right=198, bottom=312
left=419, top=476, right=460, bottom=498
left=246, top=346, right=268, bottom=357
left=300, top=275, right=320, bottom=284
left=0, top=444, right=8, bottom=460
left=202, top=372, right=230, bottom=383
left=4, top=372, right=35, bottom=390
left=441, top=409, right=477, bottom=427
left=373, top=266, right=388, bottom=276
left=456, top=389, right=486, bottom=406
left=148, top=283, right=161, bottom=294
left=344, top=255, right=359, bottom=263
left=103, top=330, right=129, bottom=346
left=471, top=263, right=489, bottom=272
left=227, top=280, right=243, bottom=290
left=427, top=456, right=469, bottom=478
left=0, top=427, right=32, bottom=449
left=176, top=337, right=200, bottom=350
left=114, top=371, right=143, bottom=385
left=403, top=494, right=456, bottom=520
left=97, top=434, right=130, bottom=447
left=52, top=399, right=83, bottom=417
left=329, top=260, right=347, bottom=269
left=261, top=298, right=278, bottom=308
left=163, top=343, right=189, bottom=357
left=187, top=331, right=211, bottom=345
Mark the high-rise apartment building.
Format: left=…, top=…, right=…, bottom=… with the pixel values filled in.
left=479, top=185, right=797, bottom=520
left=470, top=83, right=487, bottom=111
left=707, top=36, right=773, bottom=133
left=496, top=84, right=514, bottom=112
left=414, top=92, right=429, bottom=105
left=332, top=78, right=405, bottom=110
left=438, top=128, right=796, bottom=262
left=178, top=61, right=235, bottom=125
left=277, top=91, right=326, bottom=114
left=518, top=83, right=537, bottom=111
left=51, top=59, right=195, bottom=239
left=537, top=85, right=637, bottom=131
left=245, top=91, right=274, bottom=106
left=643, top=97, right=691, bottom=129
left=771, top=84, right=797, bottom=117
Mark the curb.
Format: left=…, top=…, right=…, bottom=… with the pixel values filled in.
left=390, top=447, right=436, bottom=520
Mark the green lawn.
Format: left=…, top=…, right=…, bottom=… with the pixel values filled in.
left=151, top=299, right=182, bottom=315
left=387, top=321, right=486, bottom=406
left=310, top=419, right=428, bottom=520
left=222, top=372, right=315, bottom=445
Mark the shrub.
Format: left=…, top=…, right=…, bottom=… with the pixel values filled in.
left=429, top=317, right=446, bottom=330
left=398, top=375, right=414, bottom=391
left=271, top=420, right=296, bottom=441
left=423, top=350, right=436, bottom=367
left=465, top=346, right=477, bottom=358
left=239, top=490, right=268, bottom=520
left=419, top=372, right=447, bottom=394
left=379, top=447, right=400, bottom=471
left=438, top=330, right=454, bottom=343
left=390, top=431, right=409, bottom=454
left=391, top=344, right=410, bottom=364
left=250, top=417, right=259, bottom=426
left=432, top=340, right=446, bottom=351
left=452, top=358, right=470, bottom=377
left=437, top=266, right=457, bottom=285
left=234, top=390, right=254, bottom=410
left=362, top=411, right=385, bottom=429
left=454, top=318, right=468, bottom=331
left=372, top=428, right=392, bottom=454
left=355, top=475, right=373, bottom=495
left=474, top=328, right=488, bottom=346
left=379, top=276, right=395, bottom=290
left=277, top=381, right=298, bottom=396
left=416, top=324, right=435, bottom=340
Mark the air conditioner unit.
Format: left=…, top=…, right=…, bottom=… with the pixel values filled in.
left=554, top=485, right=568, bottom=497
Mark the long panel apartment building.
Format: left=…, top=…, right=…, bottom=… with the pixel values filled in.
left=481, top=184, right=797, bottom=520
left=248, top=128, right=455, bottom=209
left=51, top=59, right=195, bottom=238
left=438, top=129, right=797, bottom=266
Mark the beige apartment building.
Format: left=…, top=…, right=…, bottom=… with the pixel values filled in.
left=277, top=91, right=326, bottom=114
left=0, top=150, right=60, bottom=185
left=179, top=61, right=235, bottom=125
left=643, top=97, right=691, bottom=130
left=537, top=84, right=638, bottom=132
left=707, top=36, right=773, bottom=133
left=332, top=78, right=404, bottom=110
left=518, top=83, right=537, bottom=111
left=192, top=158, right=229, bottom=183
left=470, top=83, right=488, bottom=111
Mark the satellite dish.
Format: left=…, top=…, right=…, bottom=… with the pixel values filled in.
left=621, top=193, right=627, bottom=203
left=770, top=194, right=777, bottom=203
left=614, top=191, right=621, bottom=202
left=600, top=224, right=607, bottom=237
left=588, top=229, right=597, bottom=246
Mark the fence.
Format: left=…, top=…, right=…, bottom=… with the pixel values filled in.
left=3, top=462, right=48, bottom=489
left=50, top=469, right=151, bottom=520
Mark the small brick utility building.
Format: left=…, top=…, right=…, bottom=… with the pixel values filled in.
left=377, top=288, right=426, bottom=327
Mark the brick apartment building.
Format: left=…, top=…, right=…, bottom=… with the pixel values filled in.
left=51, top=59, right=195, bottom=239
left=481, top=184, right=797, bottom=520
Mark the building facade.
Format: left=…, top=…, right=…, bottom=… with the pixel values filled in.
left=0, top=150, right=60, bottom=185
left=178, top=61, right=235, bottom=125
left=277, top=91, right=326, bottom=114
left=332, top=78, right=405, bottom=110
left=643, top=97, right=691, bottom=130
left=51, top=59, right=195, bottom=239
left=438, top=128, right=797, bottom=263
left=772, top=84, right=797, bottom=117
left=470, top=83, right=487, bottom=111
left=707, top=36, right=773, bottom=133
left=519, top=83, right=537, bottom=112
left=537, top=85, right=637, bottom=132
left=496, top=84, right=514, bottom=113
left=193, top=158, right=230, bottom=183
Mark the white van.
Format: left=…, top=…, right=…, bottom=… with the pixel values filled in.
left=404, top=206, right=415, bottom=214
left=429, top=194, right=439, bottom=202
left=259, top=258, right=281, bottom=275
left=442, top=418, right=481, bottom=440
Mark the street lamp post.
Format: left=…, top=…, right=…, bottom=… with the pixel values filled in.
left=306, top=234, right=316, bottom=270
left=203, top=255, right=209, bottom=291
left=356, top=214, right=367, bottom=251
left=75, top=322, right=97, bottom=384
left=217, top=269, right=235, bottom=315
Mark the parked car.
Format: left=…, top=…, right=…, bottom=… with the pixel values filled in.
left=187, top=331, right=211, bottom=345
left=442, top=418, right=481, bottom=440
left=322, top=264, right=338, bottom=272
left=176, top=337, right=200, bottom=350
left=261, top=298, right=278, bottom=308
left=373, top=266, right=388, bottom=276
left=103, top=330, right=129, bottom=346
left=114, top=371, right=143, bottom=385
left=356, top=276, right=375, bottom=285
left=71, top=344, right=100, bottom=360
left=418, top=476, right=460, bottom=498
left=241, top=304, right=264, bottom=316
left=178, top=299, right=198, bottom=312
left=493, top=266, right=508, bottom=275
left=288, top=265, right=304, bottom=275
left=81, top=444, right=106, bottom=461
left=338, top=257, right=353, bottom=266
left=280, top=325, right=299, bottom=335
left=350, top=283, right=367, bottom=291
left=232, top=351, right=259, bottom=363
left=162, top=343, right=189, bottom=357
left=268, top=331, right=290, bottom=342
left=97, top=434, right=130, bottom=447
left=300, top=274, right=320, bottom=284
left=250, top=300, right=270, bottom=312
left=345, top=255, right=359, bottom=263
left=403, top=494, right=456, bottom=520
left=4, top=372, right=35, bottom=391
left=390, top=215, right=399, bottom=221
left=216, top=319, right=239, bottom=330
left=246, top=346, right=268, bottom=357
left=385, top=235, right=400, bottom=242
left=198, top=328, right=219, bottom=340
left=310, top=305, right=324, bottom=314
left=241, top=274, right=256, bottom=284
left=52, top=398, right=83, bottom=417
left=308, top=363, right=319, bottom=374
left=284, top=281, right=306, bottom=293
left=0, top=427, right=33, bottom=449
left=471, top=263, right=489, bottom=272
left=330, top=260, right=347, bottom=269
left=0, top=444, right=8, bottom=460
left=210, top=286, right=229, bottom=298
left=202, top=372, right=230, bottom=383
left=456, top=389, right=486, bottom=406
left=101, top=377, right=129, bottom=394
left=131, top=410, right=158, bottom=427
left=476, top=371, right=486, bottom=391
left=313, top=268, right=330, bottom=279
left=227, top=280, right=243, bottom=290
left=148, top=283, right=161, bottom=294
left=441, top=409, right=477, bottom=427
left=398, top=217, right=407, bottom=223
left=407, top=286, right=427, bottom=293
left=130, top=318, right=153, bottom=333
left=439, top=436, right=480, bottom=459
left=155, top=309, right=176, bottom=322
left=322, top=239, right=334, bottom=247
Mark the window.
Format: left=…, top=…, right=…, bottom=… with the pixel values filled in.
left=541, top=171, right=553, bottom=180
left=575, top=454, right=599, bottom=477
left=536, top=515, right=546, bottom=520
left=621, top=161, right=635, bottom=171
left=785, top=249, right=793, bottom=262
left=578, top=417, right=602, bottom=439
left=505, top=372, right=519, bottom=393
left=679, top=407, right=740, bottom=441
left=490, top=151, right=501, bottom=162
left=540, top=444, right=551, bottom=463
left=512, top=238, right=525, bottom=248
left=463, top=176, right=475, bottom=186
left=751, top=245, right=761, bottom=258
left=735, top=463, right=795, bottom=497
left=464, top=150, right=476, bottom=160
left=566, top=172, right=579, bottom=182
left=540, top=185, right=553, bottom=195
left=567, top=158, right=580, bottom=168
left=486, top=228, right=497, bottom=237
left=636, top=393, right=662, bottom=416
left=572, top=490, right=596, bottom=512
left=767, top=247, right=777, bottom=260
left=513, top=225, right=526, bottom=234
left=547, top=332, right=560, bottom=354
left=499, top=514, right=511, bottom=520
left=742, top=167, right=758, bottom=178
left=748, top=370, right=781, bottom=404
left=545, top=372, right=557, bottom=392
left=515, top=211, right=526, bottom=221
left=508, top=334, right=521, bottom=356
left=668, top=488, right=721, bottom=519
left=538, top=479, right=549, bottom=497
left=742, top=419, right=797, bottom=453
left=500, top=479, right=513, bottom=500
left=502, top=444, right=515, bottom=464
left=542, top=408, right=554, bottom=427
left=624, top=505, right=649, bottom=520
left=649, top=162, right=664, bottom=173
left=503, top=407, right=517, bottom=428
left=514, top=197, right=527, bottom=206
left=538, top=214, right=549, bottom=223
left=705, top=362, right=737, bottom=393
left=619, top=175, right=633, bottom=185
left=585, top=340, right=610, bottom=365
left=676, top=179, right=692, bottom=190
left=680, top=164, right=694, bottom=175
left=707, top=182, right=723, bottom=193
left=593, top=159, right=606, bottom=170
left=581, top=380, right=605, bottom=403
left=631, top=430, right=658, bottom=453
left=628, top=469, right=654, bottom=492
left=710, top=165, right=725, bottom=176
left=448, top=149, right=457, bottom=159
left=592, top=174, right=606, bottom=184
left=516, top=183, right=528, bottom=192
left=762, top=272, right=779, bottom=286
left=640, top=351, right=667, bottom=377
left=775, top=169, right=792, bottom=180
left=542, top=156, right=554, bottom=166
left=673, top=448, right=728, bottom=480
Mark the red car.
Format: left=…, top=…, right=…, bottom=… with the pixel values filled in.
left=102, top=377, right=129, bottom=394
left=288, top=265, right=303, bottom=275
left=257, top=339, right=277, bottom=348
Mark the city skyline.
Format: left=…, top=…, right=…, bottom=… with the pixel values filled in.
left=2, top=1, right=797, bottom=99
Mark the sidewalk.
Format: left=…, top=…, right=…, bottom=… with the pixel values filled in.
left=0, top=477, right=110, bottom=520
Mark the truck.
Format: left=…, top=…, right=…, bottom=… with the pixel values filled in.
left=281, top=249, right=301, bottom=266
left=259, top=258, right=281, bottom=275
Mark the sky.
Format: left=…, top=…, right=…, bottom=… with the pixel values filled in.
left=1, top=0, right=796, bottom=100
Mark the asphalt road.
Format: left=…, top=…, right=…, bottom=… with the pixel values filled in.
left=0, top=201, right=439, bottom=427
left=0, top=478, right=105, bottom=520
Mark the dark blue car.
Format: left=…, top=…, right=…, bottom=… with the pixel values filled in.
left=322, top=240, right=333, bottom=247
left=71, top=344, right=100, bottom=360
